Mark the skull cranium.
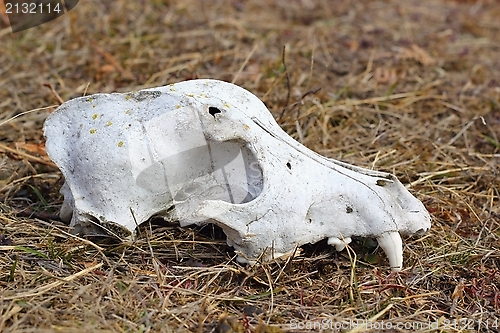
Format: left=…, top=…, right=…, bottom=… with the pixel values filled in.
left=44, top=79, right=431, bottom=271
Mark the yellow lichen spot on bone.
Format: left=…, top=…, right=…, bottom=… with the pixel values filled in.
left=126, top=94, right=131, bottom=100
left=187, top=93, right=194, bottom=97
left=223, top=102, right=231, bottom=108
left=176, top=105, right=181, bottom=109
left=106, top=121, right=113, bottom=126
left=125, top=109, right=131, bottom=115
left=92, top=114, right=98, bottom=120
left=118, top=141, right=124, bottom=147
left=86, top=97, right=93, bottom=102
left=90, top=129, right=97, bottom=134
left=243, top=124, right=250, bottom=130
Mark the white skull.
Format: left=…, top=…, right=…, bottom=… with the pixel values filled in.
left=43, top=79, right=431, bottom=271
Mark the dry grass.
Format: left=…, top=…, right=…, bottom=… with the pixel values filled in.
left=1, top=0, right=499, bottom=332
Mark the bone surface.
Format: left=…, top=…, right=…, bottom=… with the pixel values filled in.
left=44, top=79, right=431, bottom=271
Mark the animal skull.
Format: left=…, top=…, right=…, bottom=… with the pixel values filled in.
left=44, top=79, right=431, bottom=271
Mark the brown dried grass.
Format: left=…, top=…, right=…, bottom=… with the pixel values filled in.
left=0, top=0, right=499, bottom=332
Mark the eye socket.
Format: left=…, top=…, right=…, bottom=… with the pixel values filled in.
left=209, top=106, right=222, bottom=118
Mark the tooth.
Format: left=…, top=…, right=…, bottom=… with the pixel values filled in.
left=328, top=236, right=352, bottom=251
left=60, top=201, right=73, bottom=223
left=59, top=182, right=74, bottom=223
left=377, top=232, right=403, bottom=271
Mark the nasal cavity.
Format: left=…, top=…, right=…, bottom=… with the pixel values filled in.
left=415, top=228, right=427, bottom=235
left=209, top=106, right=222, bottom=118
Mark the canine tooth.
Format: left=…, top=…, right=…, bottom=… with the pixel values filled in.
left=377, top=232, right=403, bottom=271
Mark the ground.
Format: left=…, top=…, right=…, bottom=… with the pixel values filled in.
left=0, top=0, right=499, bottom=332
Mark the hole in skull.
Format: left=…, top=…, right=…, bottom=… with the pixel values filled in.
left=195, top=223, right=227, bottom=241
left=209, top=106, right=222, bottom=118
left=135, top=216, right=181, bottom=235
left=286, top=162, right=292, bottom=170
left=133, top=219, right=231, bottom=265
left=138, top=218, right=228, bottom=242
left=414, top=228, right=427, bottom=235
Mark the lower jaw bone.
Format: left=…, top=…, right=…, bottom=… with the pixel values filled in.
left=43, top=79, right=431, bottom=271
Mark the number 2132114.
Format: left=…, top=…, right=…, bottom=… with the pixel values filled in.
left=5, top=2, right=62, bottom=14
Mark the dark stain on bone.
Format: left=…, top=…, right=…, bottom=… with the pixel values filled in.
left=346, top=206, right=353, bottom=213
left=130, top=90, right=161, bottom=101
